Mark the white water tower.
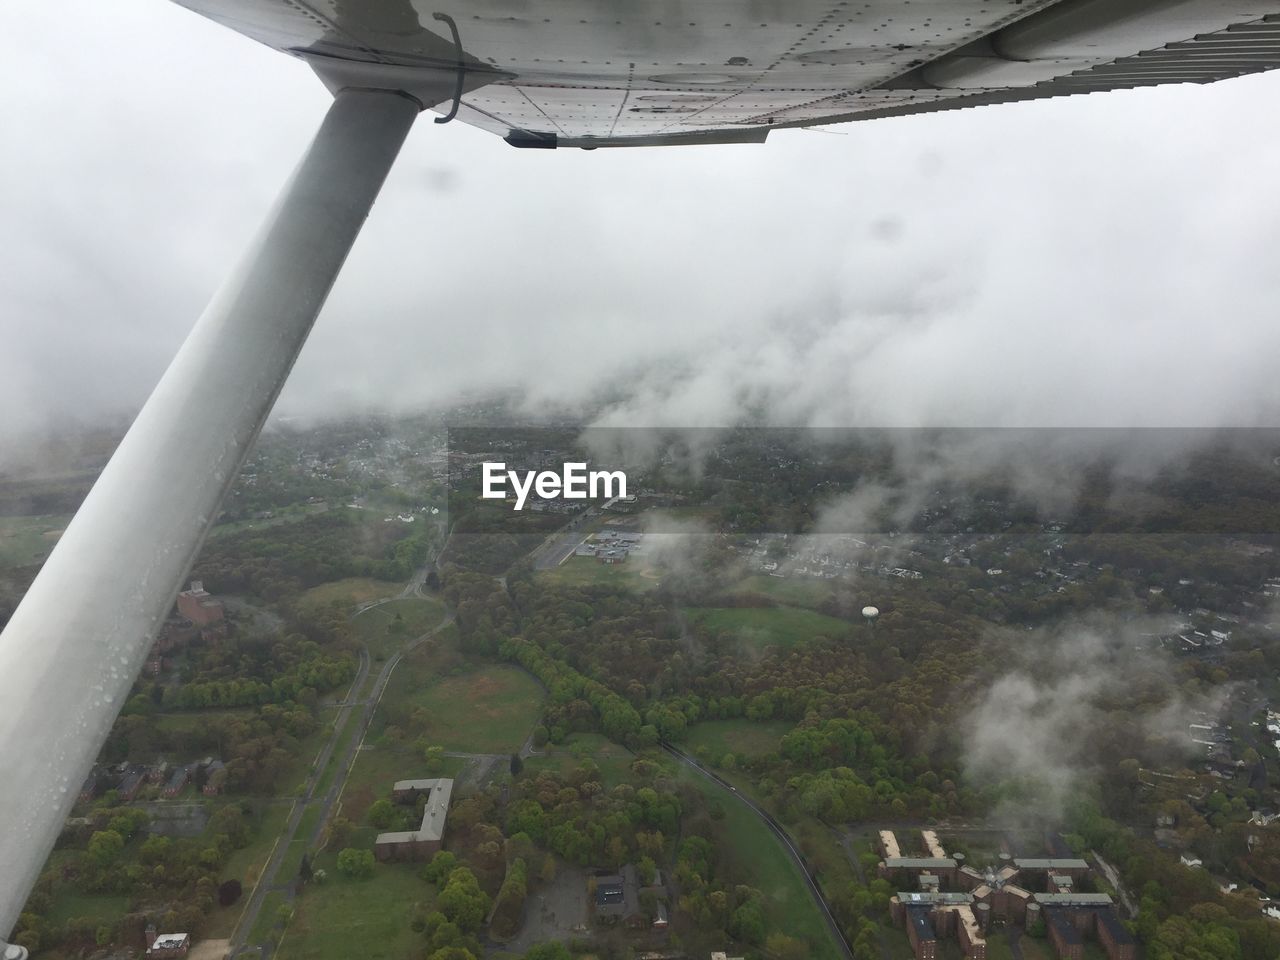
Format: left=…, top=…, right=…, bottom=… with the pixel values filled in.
left=862, top=605, right=879, bottom=626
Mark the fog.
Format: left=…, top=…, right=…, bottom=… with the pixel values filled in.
left=4, top=0, right=1280, bottom=460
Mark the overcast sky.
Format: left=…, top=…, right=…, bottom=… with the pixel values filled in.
left=4, top=0, right=1280, bottom=452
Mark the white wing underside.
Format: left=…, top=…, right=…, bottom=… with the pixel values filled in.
left=172, top=0, right=1280, bottom=147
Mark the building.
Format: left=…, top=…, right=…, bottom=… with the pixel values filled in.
left=79, top=771, right=98, bottom=805
left=202, top=760, right=227, bottom=796
left=906, top=907, right=938, bottom=959
left=595, top=864, right=647, bottom=928
left=374, top=778, right=453, bottom=862
left=1046, top=908, right=1083, bottom=960
left=145, top=929, right=190, bottom=959
left=176, top=580, right=224, bottom=626
left=163, top=765, right=190, bottom=798
left=885, top=829, right=1128, bottom=960
left=117, top=770, right=144, bottom=801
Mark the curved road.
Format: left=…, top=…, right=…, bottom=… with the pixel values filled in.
left=660, top=742, right=855, bottom=960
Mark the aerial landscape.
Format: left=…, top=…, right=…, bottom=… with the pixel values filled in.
left=4, top=415, right=1280, bottom=960
left=9, top=3, right=1280, bottom=960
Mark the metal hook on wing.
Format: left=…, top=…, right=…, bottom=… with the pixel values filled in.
left=432, top=12, right=465, bottom=124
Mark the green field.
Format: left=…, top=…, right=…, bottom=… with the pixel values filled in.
left=392, top=664, right=544, bottom=755
left=277, top=860, right=433, bottom=960
left=45, top=892, right=130, bottom=928
left=679, top=767, right=842, bottom=960
left=297, top=577, right=403, bottom=613
left=350, top=598, right=448, bottom=660
left=337, top=745, right=467, bottom=825
left=684, top=719, right=794, bottom=763
left=524, top=732, right=636, bottom=785
left=0, top=514, right=68, bottom=568
left=536, top=554, right=662, bottom=591
left=250, top=889, right=290, bottom=944
left=685, top=605, right=852, bottom=650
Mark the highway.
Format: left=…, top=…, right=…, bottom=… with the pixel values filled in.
left=660, top=742, right=855, bottom=960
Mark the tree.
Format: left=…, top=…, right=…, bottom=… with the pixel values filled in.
left=87, top=829, right=124, bottom=867
left=524, top=945, right=572, bottom=960
left=438, top=867, right=490, bottom=932
left=368, top=798, right=396, bottom=829
left=730, top=900, right=766, bottom=944
left=218, top=879, right=243, bottom=906
left=336, top=847, right=375, bottom=880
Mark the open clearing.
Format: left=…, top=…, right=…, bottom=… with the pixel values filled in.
left=350, top=597, right=448, bottom=660
left=536, top=555, right=660, bottom=591
left=297, top=577, right=402, bottom=613
left=397, top=664, right=544, bottom=755
left=684, top=719, right=795, bottom=763
left=0, top=514, right=68, bottom=568
left=276, top=860, right=431, bottom=960
left=679, top=766, right=843, bottom=960
left=524, top=732, right=635, bottom=786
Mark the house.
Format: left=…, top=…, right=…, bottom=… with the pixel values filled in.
left=202, top=760, right=227, bottom=796
left=145, top=929, right=190, bottom=958
left=118, top=771, right=144, bottom=801
left=164, top=765, right=190, bottom=798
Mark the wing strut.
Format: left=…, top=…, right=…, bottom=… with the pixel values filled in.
left=0, top=87, right=421, bottom=945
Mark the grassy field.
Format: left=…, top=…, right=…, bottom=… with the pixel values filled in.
left=727, top=574, right=845, bottom=609
left=685, top=605, right=852, bottom=650
left=350, top=598, right=448, bottom=660
left=679, top=767, right=843, bottom=960
left=382, top=663, right=544, bottom=755
left=204, top=801, right=295, bottom=937
left=298, top=577, right=402, bottom=613
left=536, top=555, right=662, bottom=591
left=0, top=514, right=68, bottom=568
left=277, top=859, right=433, bottom=960
left=45, top=892, right=129, bottom=928
left=684, top=719, right=794, bottom=763
left=337, top=745, right=467, bottom=826
left=524, top=732, right=636, bottom=785
left=250, top=889, right=290, bottom=944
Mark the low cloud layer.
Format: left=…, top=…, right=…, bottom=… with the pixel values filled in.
left=961, top=619, right=1232, bottom=821
left=5, top=2, right=1280, bottom=458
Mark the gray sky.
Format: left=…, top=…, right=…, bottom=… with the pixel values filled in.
left=4, top=0, right=1280, bottom=451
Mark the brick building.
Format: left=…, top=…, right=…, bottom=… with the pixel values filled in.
left=176, top=580, right=224, bottom=626
left=374, top=778, right=453, bottom=861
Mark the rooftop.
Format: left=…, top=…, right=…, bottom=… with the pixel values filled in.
left=897, top=892, right=973, bottom=905
left=907, top=907, right=937, bottom=942
left=1098, top=909, right=1135, bottom=944
left=376, top=778, right=453, bottom=846
left=884, top=857, right=956, bottom=869
left=1014, top=858, right=1090, bottom=870
left=1034, top=892, right=1114, bottom=906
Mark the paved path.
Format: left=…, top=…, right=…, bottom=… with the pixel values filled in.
left=661, top=742, right=854, bottom=960
left=228, top=611, right=455, bottom=960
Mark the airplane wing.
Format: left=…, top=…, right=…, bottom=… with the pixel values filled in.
left=171, top=0, right=1280, bottom=147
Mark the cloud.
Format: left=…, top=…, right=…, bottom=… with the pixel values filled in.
left=5, top=2, right=1280, bottom=461
left=960, top=618, right=1233, bottom=822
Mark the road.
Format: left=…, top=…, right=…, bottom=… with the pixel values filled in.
left=228, top=610, right=455, bottom=960
left=660, top=742, right=855, bottom=960
left=530, top=511, right=597, bottom=570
